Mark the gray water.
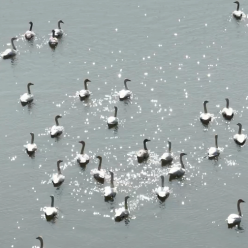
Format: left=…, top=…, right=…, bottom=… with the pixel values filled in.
left=1, top=0, right=248, bottom=247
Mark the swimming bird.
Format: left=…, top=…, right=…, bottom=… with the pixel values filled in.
left=137, top=139, right=150, bottom=162
left=43, top=195, right=58, bottom=221
left=36, top=236, right=43, bottom=248
left=79, top=79, right=91, bottom=100
left=104, top=171, right=117, bottom=200
left=24, top=132, right=37, bottom=155
left=1, top=37, right=17, bottom=59
left=107, top=106, right=118, bottom=128
left=119, top=79, right=132, bottom=100
left=208, top=134, right=220, bottom=159
left=54, top=20, right=64, bottom=37
left=168, top=153, right=187, bottom=180
left=200, top=101, right=212, bottom=124
left=115, top=196, right=130, bottom=222
left=52, top=160, right=65, bottom=187
left=50, top=115, right=64, bottom=137
left=226, top=199, right=245, bottom=228
left=221, top=98, right=234, bottom=120
left=155, top=175, right=170, bottom=201
left=233, top=1, right=245, bottom=19
left=92, top=156, right=105, bottom=183
left=49, top=30, right=58, bottom=47
left=25, top=22, right=35, bottom=40
left=234, top=123, right=247, bottom=145
left=20, top=82, right=34, bottom=105
left=77, top=141, right=90, bottom=165
left=160, top=141, right=173, bottom=165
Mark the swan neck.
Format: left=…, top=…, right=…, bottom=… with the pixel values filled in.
left=180, top=155, right=185, bottom=169
left=161, top=176, right=164, bottom=188
left=238, top=201, right=242, bottom=216
left=58, top=21, right=61, bottom=29
left=27, top=84, right=31, bottom=94
left=98, top=158, right=102, bottom=171
left=114, top=107, right=117, bottom=117
left=226, top=99, right=229, bottom=108
left=11, top=39, right=16, bottom=50
left=238, top=125, right=242, bottom=135
left=39, top=239, right=43, bottom=248
left=125, top=198, right=128, bottom=210
left=168, top=141, right=171, bottom=153
left=215, top=136, right=218, bottom=148
left=110, top=173, right=114, bottom=188
left=80, top=142, right=85, bottom=154
left=124, top=81, right=129, bottom=90
left=57, top=162, right=62, bottom=174
left=30, top=22, right=33, bottom=31
left=51, top=196, right=54, bottom=207
left=143, top=140, right=148, bottom=150
left=84, top=80, right=88, bottom=90
left=237, top=2, right=240, bottom=11
left=203, top=102, right=208, bottom=114
left=55, top=116, right=59, bottom=126
left=31, top=133, right=34, bottom=144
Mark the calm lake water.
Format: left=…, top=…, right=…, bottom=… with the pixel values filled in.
left=1, top=0, right=248, bottom=247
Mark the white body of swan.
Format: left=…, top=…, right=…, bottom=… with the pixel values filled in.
left=233, top=10, right=245, bottom=19
left=119, top=79, right=132, bottom=100
left=1, top=37, right=18, bottom=59
left=43, top=206, right=58, bottom=217
left=25, top=30, right=35, bottom=40
left=49, top=30, right=58, bottom=47
left=208, top=147, right=220, bottom=158
left=54, top=20, right=64, bottom=37
left=115, top=196, right=130, bottom=221
left=107, top=116, right=118, bottom=125
left=79, top=89, right=90, bottom=98
left=200, top=113, right=212, bottom=123
left=155, top=186, right=170, bottom=198
left=24, top=143, right=37, bottom=153
left=77, top=153, right=90, bottom=164
left=104, top=186, right=117, bottom=198
left=168, top=166, right=185, bottom=177
left=222, top=107, right=234, bottom=118
left=92, top=168, right=105, bottom=179
left=137, top=149, right=149, bottom=159
left=227, top=214, right=242, bottom=224
left=52, top=173, right=65, bottom=185
left=160, top=153, right=173, bottom=163
left=20, top=93, right=33, bottom=103
left=234, top=134, right=247, bottom=144
left=50, top=125, right=63, bottom=136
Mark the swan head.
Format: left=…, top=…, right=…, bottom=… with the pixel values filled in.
left=96, top=155, right=102, bottom=160
left=124, top=79, right=131, bottom=83
left=59, top=20, right=64, bottom=24
left=144, top=139, right=151, bottom=143
left=84, top=79, right=91, bottom=83
left=125, top=196, right=130, bottom=201
left=238, top=199, right=245, bottom=203
left=29, top=21, right=33, bottom=25
left=234, top=1, right=239, bottom=4
left=237, top=123, right=242, bottom=128
left=57, top=159, right=63, bottom=164
left=36, top=236, right=43, bottom=241
left=79, top=140, right=85, bottom=145
left=11, top=37, right=18, bottom=41
left=180, top=152, right=187, bottom=157
left=203, top=100, right=209, bottom=104
left=28, top=82, right=34, bottom=87
left=55, top=114, right=62, bottom=119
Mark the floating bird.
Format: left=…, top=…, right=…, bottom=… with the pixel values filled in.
left=155, top=175, right=170, bottom=201
left=54, top=20, right=64, bottom=37
left=107, top=106, right=118, bottom=128
left=77, top=141, right=90, bottom=165
left=119, top=79, right=132, bottom=100
left=20, top=82, right=34, bottom=105
left=208, top=134, right=220, bottom=159
left=221, top=98, right=234, bottom=120
left=226, top=199, right=245, bottom=228
left=24, top=132, right=37, bottom=155
left=92, top=156, right=105, bottom=183
left=234, top=123, right=247, bottom=145
left=160, top=141, right=173, bottom=165
left=52, top=160, right=65, bottom=187
left=50, top=115, right=64, bottom=137
left=137, top=139, right=150, bottom=162
left=79, top=79, right=91, bottom=100
left=115, top=196, right=130, bottom=222
left=25, top=22, right=35, bottom=40
left=36, top=236, right=44, bottom=248
left=43, top=195, right=58, bottom=221
left=168, top=153, right=187, bottom=180
left=49, top=30, right=58, bottom=47
left=200, top=101, right=212, bottom=124
left=233, top=1, right=245, bottom=19
left=1, top=37, right=17, bottom=59
left=104, top=171, right=117, bottom=200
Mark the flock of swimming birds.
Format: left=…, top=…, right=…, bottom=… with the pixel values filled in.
left=2, top=2, right=247, bottom=247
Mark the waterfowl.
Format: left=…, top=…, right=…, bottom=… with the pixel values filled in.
left=24, top=132, right=37, bottom=154
left=49, top=30, right=58, bottom=47
left=221, top=98, right=234, bottom=120
left=54, top=20, right=64, bottom=37
left=160, top=141, right=173, bottom=165
left=168, top=153, right=187, bottom=179
left=50, top=115, right=64, bottom=137
left=115, top=196, right=130, bottom=222
left=119, top=79, right=132, bottom=100
left=155, top=176, right=170, bottom=201
left=43, top=195, right=58, bottom=220
left=200, top=101, right=212, bottom=124
left=36, top=236, right=43, bottom=248
left=1, top=37, right=17, bottom=59
left=104, top=171, right=117, bottom=200
left=52, top=160, right=65, bottom=187
left=137, top=139, right=150, bottom=162
left=77, top=141, right=90, bottom=165
left=20, top=82, right=34, bottom=104
left=92, top=156, right=105, bottom=183
left=234, top=123, right=247, bottom=145
left=25, top=22, right=35, bottom=40
left=208, top=134, right=220, bottom=159
left=107, top=106, right=118, bottom=127
left=227, top=199, right=245, bottom=227
left=233, top=1, right=245, bottom=19
left=79, top=79, right=91, bottom=100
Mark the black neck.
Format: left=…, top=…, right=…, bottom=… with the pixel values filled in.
left=55, top=116, right=59, bottom=126
left=125, top=197, right=129, bottom=210
left=143, top=140, right=148, bottom=150
left=11, top=38, right=16, bottom=50
left=29, top=22, right=33, bottom=31
left=27, top=84, right=31, bottom=94
left=238, top=124, right=242, bottom=135
left=161, top=176, right=164, bottom=188
left=80, top=142, right=85, bottom=154
left=50, top=196, right=54, bottom=207
left=57, top=161, right=62, bottom=174
left=110, top=172, right=114, bottom=188
left=203, top=102, right=208, bottom=114
left=237, top=2, right=240, bottom=11
left=180, top=154, right=185, bottom=169
left=168, top=141, right=171, bottom=153
left=215, top=135, right=218, bottom=148
left=124, top=80, right=128, bottom=90
left=84, top=80, right=88, bottom=90
left=226, top=98, right=229, bottom=108
left=31, top=133, right=34, bottom=144
left=58, top=21, right=62, bottom=29
left=37, top=238, right=43, bottom=248
left=98, top=157, right=102, bottom=171
left=114, top=107, right=117, bottom=117
left=238, top=201, right=242, bottom=216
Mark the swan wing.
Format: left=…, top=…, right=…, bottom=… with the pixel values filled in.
left=200, top=113, right=212, bottom=121
left=119, top=89, right=131, bottom=99
left=77, top=154, right=89, bottom=163
left=44, top=207, right=57, bottom=216
left=107, top=116, right=118, bottom=125
left=208, top=147, right=219, bottom=157
left=79, top=90, right=90, bottom=98
left=227, top=214, right=241, bottom=224
left=20, top=93, right=33, bottom=103
left=234, top=134, right=247, bottom=144
left=50, top=125, right=64, bottom=136
left=160, top=153, right=173, bottom=161
left=24, top=143, right=37, bottom=152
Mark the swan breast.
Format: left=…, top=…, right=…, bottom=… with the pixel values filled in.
left=77, top=154, right=90, bottom=164
left=25, top=31, right=35, bottom=40
left=227, top=214, right=241, bottom=224
left=50, top=125, right=64, bottom=136
left=222, top=107, right=234, bottom=117
left=233, top=10, right=246, bottom=18
left=200, top=113, right=212, bottom=121
left=43, top=207, right=57, bottom=216
left=119, top=89, right=131, bottom=100
left=20, top=93, right=33, bottom=103
left=115, top=207, right=129, bottom=218
left=24, top=143, right=37, bottom=152
left=168, top=166, right=185, bottom=176
left=52, top=173, right=65, bottom=184
left=160, top=152, right=173, bottom=162
left=104, top=186, right=117, bottom=197
left=92, top=168, right=105, bottom=179
left=155, top=186, right=170, bottom=198
left=136, top=149, right=149, bottom=158
left=208, top=147, right=220, bottom=157
left=54, top=29, right=63, bottom=37
left=107, top=116, right=118, bottom=125
left=79, top=90, right=90, bottom=98
left=234, top=134, right=247, bottom=144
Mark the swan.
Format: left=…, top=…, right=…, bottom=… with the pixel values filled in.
left=222, top=98, right=234, bottom=120
left=25, top=22, right=35, bottom=40
left=226, top=199, right=245, bottom=227
left=233, top=1, right=246, bottom=19
left=168, top=153, right=187, bottom=179
left=119, top=79, right=132, bottom=100
left=79, top=79, right=91, bottom=99
left=234, top=123, right=247, bottom=145
left=115, top=196, right=130, bottom=222
left=104, top=171, right=117, bottom=200
left=208, top=134, right=220, bottom=159
left=52, top=160, right=65, bottom=187
left=43, top=195, right=58, bottom=220
left=92, top=156, right=105, bottom=183
left=107, top=106, right=118, bottom=127
left=137, top=139, right=150, bottom=162
left=49, top=30, right=58, bottom=47
left=155, top=175, right=170, bottom=201
left=50, top=115, right=64, bottom=137
left=36, top=236, right=43, bottom=248
left=20, top=82, right=34, bottom=104
left=1, top=37, right=17, bottom=59
left=24, top=132, right=37, bottom=154
left=200, top=101, right=212, bottom=124
left=77, top=141, right=90, bottom=165
left=54, top=20, right=64, bottom=37
left=160, top=141, right=173, bottom=165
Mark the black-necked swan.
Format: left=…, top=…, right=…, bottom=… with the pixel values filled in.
left=43, top=195, right=58, bottom=220
left=50, top=115, right=64, bottom=137
left=234, top=123, right=247, bottom=145
left=107, top=106, right=118, bottom=127
left=233, top=1, right=246, bottom=19
left=200, top=100, right=212, bottom=124
left=92, top=156, right=105, bottom=183
left=79, top=79, right=91, bottom=99
left=36, top=236, right=44, bottom=248
left=25, top=22, right=35, bottom=40
left=54, top=20, right=64, bottom=37
left=221, top=98, right=234, bottom=120
left=52, top=160, right=65, bottom=187
left=77, top=141, right=90, bottom=165
left=104, top=171, right=117, bottom=200
left=1, top=37, right=18, bottom=59
left=24, top=132, right=37, bottom=154
left=208, top=134, right=220, bottom=159
left=119, top=79, right=132, bottom=100
left=160, top=141, right=173, bottom=165
left=155, top=175, right=170, bottom=201
left=227, top=199, right=245, bottom=227
left=137, top=139, right=150, bottom=162
left=115, top=196, right=130, bottom=222
left=49, top=30, right=58, bottom=47
left=20, top=82, right=34, bottom=104
left=168, top=153, right=187, bottom=179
